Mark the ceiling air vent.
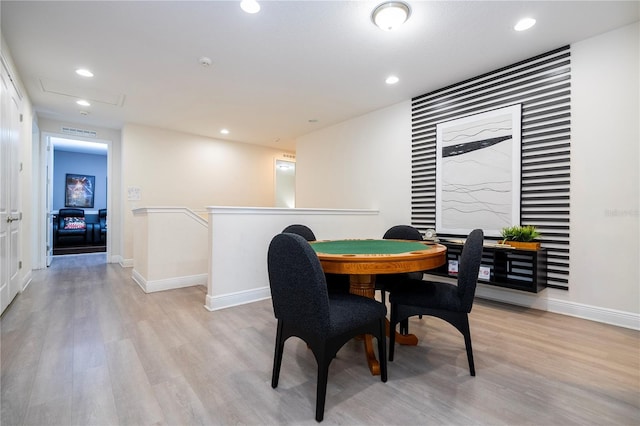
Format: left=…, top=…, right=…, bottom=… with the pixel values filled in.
left=61, top=126, right=97, bottom=138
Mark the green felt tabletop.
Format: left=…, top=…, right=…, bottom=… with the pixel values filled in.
left=310, top=239, right=431, bottom=255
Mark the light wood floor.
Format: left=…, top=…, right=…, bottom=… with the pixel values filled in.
left=1, top=253, right=638, bottom=425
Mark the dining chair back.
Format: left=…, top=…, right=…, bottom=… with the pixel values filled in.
left=376, top=225, right=425, bottom=333
left=376, top=225, right=423, bottom=297
left=281, top=224, right=350, bottom=294
left=381, top=225, right=425, bottom=281
left=267, top=233, right=387, bottom=421
left=282, top=223, right=316, bottom=242
left=382, top=224, right=423, bottom=241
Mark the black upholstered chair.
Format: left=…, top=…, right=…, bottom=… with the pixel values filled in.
left=375, top=225, right=425, bottom=305
left=53, top=208, right=88, bottom=246
left=267, top=233, right=387, bottom=422
left=389, top=229, right=484, bottom=376
left=282, top=224, right=350, bottom=294
left=98, top=209, right=107, bottom=243
left=282, top=224, right=316, bottom=242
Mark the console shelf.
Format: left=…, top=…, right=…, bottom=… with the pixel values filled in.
left=430, top=241, right=547, bottom=293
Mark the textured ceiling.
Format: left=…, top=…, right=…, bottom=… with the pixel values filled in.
left=2, top=1, right=638, bottom=151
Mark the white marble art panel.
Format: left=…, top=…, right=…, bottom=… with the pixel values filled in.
left=436, top=104, right=522, bottom=237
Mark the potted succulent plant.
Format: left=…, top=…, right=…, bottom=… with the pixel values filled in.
left=500, top=225, right=541, bottom=250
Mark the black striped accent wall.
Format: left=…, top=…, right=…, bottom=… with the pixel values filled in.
left=411, top=45, right=571, bottom=290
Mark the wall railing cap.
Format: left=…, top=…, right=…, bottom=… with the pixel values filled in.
left=205, top=206, right=379, bottom=215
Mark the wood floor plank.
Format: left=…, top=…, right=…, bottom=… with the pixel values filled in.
left=21, top=397, right=73, bottom=426
left=71, top=365, right=119, bottom=426
left=152, top=375, right=214, bottom=425
left=0, top=365, right=39, bottom=426
left=129, top=319, right=183, bottom=386
left=104, top=338, right=165, bottom=425
left=1, top=253, right=638, bottom=425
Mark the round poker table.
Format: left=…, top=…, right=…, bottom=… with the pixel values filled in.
left=310, top=239, right=447, bottom=376
left=310, top=239, right=446, bottom=276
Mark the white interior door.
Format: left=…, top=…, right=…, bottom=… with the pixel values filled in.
left=46, top=137, right=54, bottom=266
left=1, top=57, right=23, bottom=314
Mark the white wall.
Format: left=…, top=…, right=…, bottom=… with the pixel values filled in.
left=121, top=124, right=294, bottom=262
left=295, top=23, right=640, bottom=328
left=132, top=208, right=208, bottom=293
left=296, top=101, right=412, bottom=229
left=566, top=22, right=639, bottom=313
left=205, top=207, right=382, bottom=311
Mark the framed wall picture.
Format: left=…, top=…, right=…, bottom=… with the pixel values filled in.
left=435, top=104, right=522, bottom=237
left=65, top=173, right=95, bottom=208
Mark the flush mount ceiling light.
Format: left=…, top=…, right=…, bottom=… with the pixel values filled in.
left=372, top=1, right=411, bottom=31
left=240, top=0, right=260, bottom=14
left=514, top=17, right=536, bottom=31
left=220, top=128, right=230, bottom=135
left=76, top=99, right=91, bottom=107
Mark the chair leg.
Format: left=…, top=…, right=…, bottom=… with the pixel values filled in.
left=388, top=304, right=397, bottom=361
left=439, top=311, right=476, bottom=376
left=399, top=319, right=409, bottom=335
left=460, top=314, right=475, bottom=376
left=376, top=318, right=388, bottom=382
left=271, top=321, right=285, bottom=388
left=315, top=351, right=330, bottom=422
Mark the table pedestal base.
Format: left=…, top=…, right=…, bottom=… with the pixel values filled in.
left=349, top=274, right=418, bottom=376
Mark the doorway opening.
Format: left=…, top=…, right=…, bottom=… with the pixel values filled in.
left=47, top=136, right=109, bottom=260
left=275, top=159, right=295, bottom=208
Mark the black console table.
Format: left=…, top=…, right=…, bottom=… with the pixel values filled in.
left=430, top=241, right=547, bottom=293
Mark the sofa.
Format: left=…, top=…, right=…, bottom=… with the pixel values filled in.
left=53, top=208, right=107, bottom=248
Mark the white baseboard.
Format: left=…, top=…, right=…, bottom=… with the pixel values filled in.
left=476, top=285, right=640, bottom=331
left=119, top=257, right=133, bottom=268
left=132, top=269, right=207, bottom=293
left=201, top=283, right=639, bottom=329
left=21, top=270, right=33, bottom=292
left=204, top=286, right=271, bottom=311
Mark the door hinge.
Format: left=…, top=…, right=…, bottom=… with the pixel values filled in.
left=18, top=261, right=22, bottom=269
left=20, top=162, right=23, bottom=171
left=20, top=114, right=23, bottom=122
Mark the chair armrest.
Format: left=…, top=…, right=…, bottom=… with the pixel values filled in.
left=85, top=223, right=95, bottom=244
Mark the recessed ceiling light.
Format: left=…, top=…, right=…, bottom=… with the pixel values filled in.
left=308, top=119, right=318, bottom=123
left=76, top=100, right=91, bottom=107
left=220, top=129, right=230, bottom=135
left=75, top=68, right=94, bottom=77
left=386, top=75, right=400, bottom=85
left=240, top=0, right=260, bottom=14
left=514, top=17, right=536, bottom=32
left=372, top=2, right=411, bottom=31
left=199, top=56, right=212, bottom=67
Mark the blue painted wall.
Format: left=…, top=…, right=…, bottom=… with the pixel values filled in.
left=53, top=150, right=107, bottom=211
